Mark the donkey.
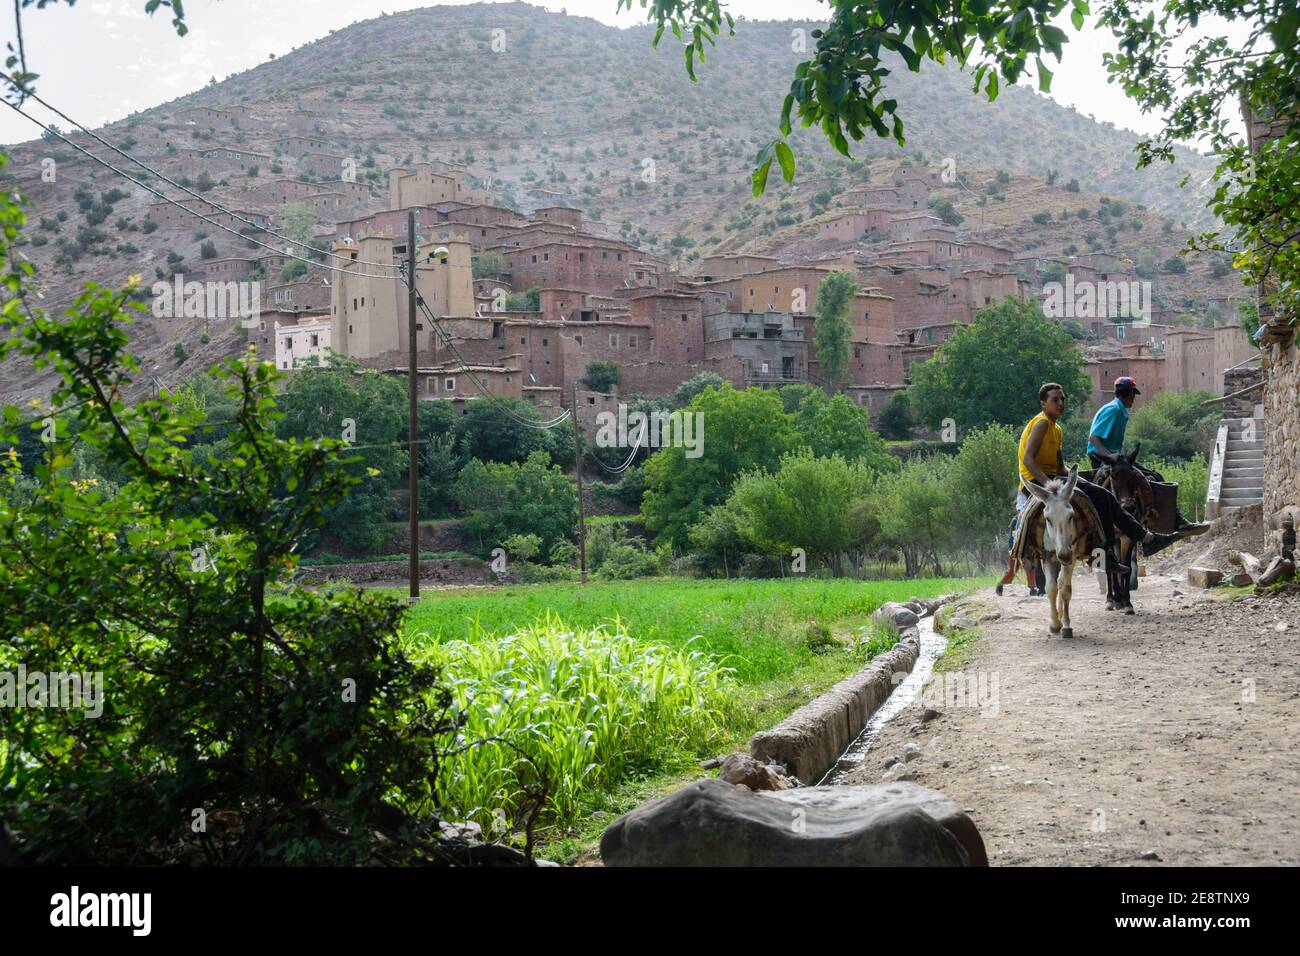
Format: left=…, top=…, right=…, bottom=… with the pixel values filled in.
left=1097, top=445, right=1149, bottom=615
left=1024, top=467, right=1089, bottom=639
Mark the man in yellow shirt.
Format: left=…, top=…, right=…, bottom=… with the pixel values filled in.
left=1017, top=382, right=1180, bottom=567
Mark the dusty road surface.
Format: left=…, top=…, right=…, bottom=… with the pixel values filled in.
left=839, top=571, right=1300, bottom=866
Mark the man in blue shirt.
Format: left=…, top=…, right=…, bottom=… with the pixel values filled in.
left=1087, top=377, right=1209, bottom=535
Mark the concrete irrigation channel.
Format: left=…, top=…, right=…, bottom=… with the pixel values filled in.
left=749, top=596, right=956, bottom=787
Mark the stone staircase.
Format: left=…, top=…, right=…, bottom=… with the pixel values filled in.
left=1207, top=414, right=1265, bottom=517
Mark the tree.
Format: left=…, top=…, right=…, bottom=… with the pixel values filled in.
left=453, top=451, right=577, bottom=557
left=505, top=285, right=542, bottom=311
left=929, top=196, right=964, bottom=226
left=583, top=359, right=620, bottom=393
left=784, top=387, right=897, bottom=471
left=907, top=297, right=1092, bottom=435
left=812, top=269, right=855, bottom=388
left=1126, top=390, right=1220, bottom=462
left=274, top=362, right=407, bottom=553
left=282, top=203, right=319, bottom=260
left=729, top=450, right=876, bottom=575
left=877, top=390, right=915, bottom=440
left=673, top=371, right=726, bottom=406
left=199, top=239, right=217, bottom=259
left=641, top=385, right=795, bottom=548
left=0, top=272, right=465, bottom=865
left=687, top=497, right=751, bottom=577
left=871, top=455, right=957, bottom=577
left=473, top=250, right=507, bottom=277
left=946, top=423, right=1019, bottom=563
left=456, top=396, right=565, bottom=466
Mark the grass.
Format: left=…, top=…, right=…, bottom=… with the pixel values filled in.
left=394, top=575, right=992, bottom=861
left=401, top=576, right=979, bottom=683
left=933, top=599, right=993, bottom=673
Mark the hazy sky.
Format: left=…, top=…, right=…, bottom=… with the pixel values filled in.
left=2, top=0, right=1251, bottom=148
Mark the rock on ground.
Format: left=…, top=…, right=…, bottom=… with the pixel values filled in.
left=717, top=753, right=796, bottom=791
left=600, top=778, right=979, bottom=866
left=873, top=602, right=921, bottom=632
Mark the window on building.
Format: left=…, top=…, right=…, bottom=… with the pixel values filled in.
left=543, top=253, right=550, bottom=262
left=352, top=298, right=357, bottom=310
left=609, top=334, right=619, bottom=348
left=681, top=313, right=688, bottom=322
left=310, top=335, right=318, bottom=347
left=444, top=377, right=456, bottom=391
left=617, top=253, right=623, bottom=261
left=629, top=335, right=638, bottom=348
left=531, top=254, right=537, bottom=263
left=542, top=338, right=548, bottom=346
left=587, top=396, right=595, bottom=405
left=574, top=335, right=582, bottom=345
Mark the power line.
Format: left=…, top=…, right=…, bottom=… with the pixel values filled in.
left=5, top=91, right=577, bottom=440
left=591, top=417, right=645, bottom=475
left=3, top=97, right=404, bottom=282
left=2, top=71, right=399, bottom=271
left=414, top=293, right=572, bottom=431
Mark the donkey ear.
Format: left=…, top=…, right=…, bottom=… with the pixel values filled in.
left=1129, top=442, right=1141, bottom=463
left=1024, top=480, right=1049, bottom=502
left=1063, top=465, right=1080, bottom=499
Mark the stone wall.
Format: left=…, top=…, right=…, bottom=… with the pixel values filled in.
left=1223, top=365, right=1263, bottom=420
left=1262, top=338, right=1300, bottom=553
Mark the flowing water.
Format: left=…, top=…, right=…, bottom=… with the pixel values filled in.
left=818, top=615, right=946, bottom=785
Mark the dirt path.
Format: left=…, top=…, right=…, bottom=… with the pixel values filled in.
left=839, top=569, right=1300, bottom=866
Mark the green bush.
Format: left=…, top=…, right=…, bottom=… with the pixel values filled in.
left=454, top=451, right=577, bottom=557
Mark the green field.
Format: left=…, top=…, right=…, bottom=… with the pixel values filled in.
left=393, top=575, right=991, bottom=860
left=401, top=576, right=980, bottom=682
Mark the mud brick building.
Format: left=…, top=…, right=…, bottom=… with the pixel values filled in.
left=329, top=235, right=475, bottom=361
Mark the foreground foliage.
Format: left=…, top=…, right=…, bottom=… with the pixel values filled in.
left=0, top=169, right=482, bottom=866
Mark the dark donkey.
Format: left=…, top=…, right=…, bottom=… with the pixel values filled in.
left=1097, top=445, right=1152, bottom=614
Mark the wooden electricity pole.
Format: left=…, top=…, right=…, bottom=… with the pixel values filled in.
left=572, top=381, right=587, bottom=584
left=407, top=209, right=420, bottom=604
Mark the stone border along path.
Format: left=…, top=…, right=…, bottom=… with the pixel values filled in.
left=836, top=572, right=1300, bottom=866
left=749, top=595, right=958, bottom=785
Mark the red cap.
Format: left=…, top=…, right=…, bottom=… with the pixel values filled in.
left=1114, top=376, right=1141, bottom=394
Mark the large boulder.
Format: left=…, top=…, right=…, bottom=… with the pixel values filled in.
left=872, top=602, right=920, bottom=632
left=600, top=778, right=981, bottom=867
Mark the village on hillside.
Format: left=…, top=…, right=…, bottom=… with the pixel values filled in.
left=6, top=90, right=1254, bottom=420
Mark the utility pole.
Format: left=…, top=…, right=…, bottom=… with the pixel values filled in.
left=406, top=209, right=420, bottom=604
left=572, top=381, right=587, bottom=584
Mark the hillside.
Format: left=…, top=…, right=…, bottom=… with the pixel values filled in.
left=0, top=1, right=1245, bottom=403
